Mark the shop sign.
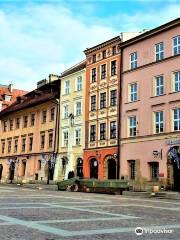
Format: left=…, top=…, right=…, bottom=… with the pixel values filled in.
left=166, top=139, right=180, bottom=145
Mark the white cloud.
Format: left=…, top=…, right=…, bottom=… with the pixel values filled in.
left=0, top=2, right=179, bottom=91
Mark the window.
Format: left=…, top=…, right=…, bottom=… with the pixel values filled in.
left=76, top=76, right=82, bottom=91
left=110, top=89, right=117, bottom=106
left=31, top=114, right=35, bottom=126
left=23, top=116, right=28, bottom=128
left=130, top=52, right=137, bottom=69
left=16, top=118, right=20, bottom=129
left=92, top=54, right=96, bottom=63
left=40, top=135, right=45, bottom=149
left=42, top=111, right=47, bottom=123
left=75, top=128, right=81, bottom=145
left=129, top=83, right=137, bottom=102
left=111, top=60, right=117, bottom=76
left=22, top=138, right=26, bottom=152
left=63, top=131, right=68, bottom=147
left=149, top=162, right=159, bottom=181
left=64, top=80, right=70, bottom=95
left=50, top=108, right=55, bottom=121
left=14, top=139, right=18, bottom=153
left=129, top=116, right=137, bottom=137
left=112, top=46, right=116, bottom=55
left=48, top=133, right=53, bottom=148
left=100, top=123, right=106, bottom=140
left=1, top=141, right=5, bottom=154
left=76, top=102, right=82, bottom=116
left=174, top=71, right=180, bottom=92
left=8, top=140, right=11, bottom=153
left=100, top=92, right=106, bottom=109
left=101, top=64, right=106, bottom=79
left=90, top=125, right=96, bottom=142
left=63, top=105, right=69, bottom=118
left=91, top=68, right=96, bottom=83
left=102, top=50, right=106, bottom=59
left=91, top=95, right=96, bottom=111
left=155, top=42, right=164, bottom=61
left=173, top=108, right=180, bottom=131
left=154, top=111, right=164, bottom=133
left=173, top=35, right=180, bottom=55
left=10, top=119, right=13, bottom=131
left=3, top=121, right=7, bottom=132
left=29, top=137, right=33, bottom=151
left=128, top=160, right=136, bottom=180
left=5, top=95, right=11, bottom=102
left=110, top=121, right=117, bottom=139
left=155, top=75, right=164, bottom=96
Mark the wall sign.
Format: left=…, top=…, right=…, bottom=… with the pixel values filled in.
left=166, top=139, right=180, bottom=145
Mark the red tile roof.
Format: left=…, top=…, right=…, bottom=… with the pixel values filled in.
left=0, top=84, right=28, bottom=111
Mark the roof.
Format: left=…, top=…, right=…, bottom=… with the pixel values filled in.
left=0, top=84, right=28, bottom=110
left=0, top=80, right=60, bottom=118
left=120, top=17, right=180, bottom=48
left=61, top=60, right=86, bottom=78
left=84, top=36, right=121, bottom=55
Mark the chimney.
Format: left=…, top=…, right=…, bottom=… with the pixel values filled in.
left=49, top=74, right=59, bottom=83
left=8, top=83, right=13, bottom=93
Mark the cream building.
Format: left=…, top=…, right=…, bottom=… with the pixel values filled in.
left=54, top=60, right=86, bottom=180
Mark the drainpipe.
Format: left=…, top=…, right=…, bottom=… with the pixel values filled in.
left=117, top=46, right=123, bottom=180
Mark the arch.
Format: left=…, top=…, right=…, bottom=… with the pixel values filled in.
left=76, top=158, right=83, bottom=178
left=167, top=146, right=180, bottom=191
left=22, top=160, right=27, bottom=177
left=9, top=161, right=15, bottom=182
left=103, top=155, right=117, bottom=179
left=0, top=164, right=3, bottom=180
left=89, top=158, right=98, bottom=179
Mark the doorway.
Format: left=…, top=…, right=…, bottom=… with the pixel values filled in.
left=90, top=158, right=98, bottom=179
left=0, top=164, right=3, bottom=180
left=108, top=158, right=116, bottom=179
left=77, top=158, right=83, bottom=178
left=168, top=146, right=180, bottom=191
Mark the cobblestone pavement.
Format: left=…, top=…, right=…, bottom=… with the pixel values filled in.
left=0, top=185, right=180, bottom=240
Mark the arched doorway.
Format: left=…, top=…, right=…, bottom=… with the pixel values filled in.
left=0, top=164, right=3, bottom=180
left=90, top=158, right=98, bottom=179
left=77, top=158, right=83, bottom=178
left=108, top=158, right=117, bottom=179
left=9, top=161, right=15, bottom=182
left=168, top=146, right=180, bottom=191
left=22, top=160, right=26, bottom=177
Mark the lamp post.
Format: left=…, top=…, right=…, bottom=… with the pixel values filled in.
left=113, top=153, right=118, bottom=179
left=41, top=153, right=56, bottom=184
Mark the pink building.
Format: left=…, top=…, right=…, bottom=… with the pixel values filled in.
left=120, top=18, right=180, bottom=191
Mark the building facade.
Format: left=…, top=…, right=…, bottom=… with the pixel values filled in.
left=0, top=80, right=60, bottom=183
left=0, top=84, right=28, bottom=111
left=120, top=18, right=180, bottom=190
left=55, top=61, right=86, bottom=180
left=83, top=37, right=121, bottom=180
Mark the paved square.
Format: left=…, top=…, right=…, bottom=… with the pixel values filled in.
left=0, top=185, right=180, bottom=239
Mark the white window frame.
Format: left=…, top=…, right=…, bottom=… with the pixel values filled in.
left=64, top=80, right=70, bottom=95
left=173, top=108, right=180, bottom=131
left=154, top=111, right=164, bottom=134
left=129, top=83, right=137, bottom=102
left=155, top=42, right=164, bottom=61
left=76, top=76, right=82, bottom=91
left=174, top=71, right=180, bottom=92
left=128, top=116, right=137, bottom=137
left=130, top=52, right=137, bottom=69
left=155, top=75, right=164, bottom=96
left=63, top=104, right=69, bottom=119
left=75, top=128, right=81, bottom=146
left=173, top=35, right=180, bottom=56
left=75, top=101, right=82, bottom=116
left=63, top=130, right=69, bottom=147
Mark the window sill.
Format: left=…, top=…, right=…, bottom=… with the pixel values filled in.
left=169, top=90, right=180, bottom=95
left=125, top=100, right=140, bottom=104
left=150, top=94, right=166, bottom=98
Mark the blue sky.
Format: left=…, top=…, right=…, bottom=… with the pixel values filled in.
left=0, top=0, right=179, bottom=90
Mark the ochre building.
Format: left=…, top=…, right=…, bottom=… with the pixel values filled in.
left=0, top=80, right=60, bottom=183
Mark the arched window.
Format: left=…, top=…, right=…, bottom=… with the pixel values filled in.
left=90, top=158, right=98, bottom=179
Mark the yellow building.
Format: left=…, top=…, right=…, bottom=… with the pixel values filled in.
left=54, top=60, right=86, bottom=180
left=0, top=78, right=60, bottom=183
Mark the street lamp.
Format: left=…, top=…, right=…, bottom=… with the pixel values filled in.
left=41, top=153, right=56, bottom=184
